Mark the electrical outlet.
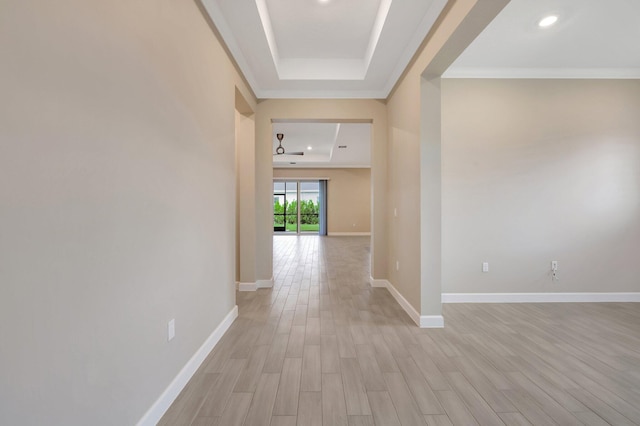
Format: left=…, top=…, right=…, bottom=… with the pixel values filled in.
left=551, top=261, right=559, bottom=281
left=482, top=262, right=489, bottom=273
left=394, top=208, right=398, bottom=217
left=396, top=261, right=400, bottom=271
left=168, top=319, right=175, bottom=342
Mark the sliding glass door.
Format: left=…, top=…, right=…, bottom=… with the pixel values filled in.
left=273, top=180, right=321, bottom=234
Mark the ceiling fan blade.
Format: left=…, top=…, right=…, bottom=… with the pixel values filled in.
left=273, top=152, right=304, bottom=156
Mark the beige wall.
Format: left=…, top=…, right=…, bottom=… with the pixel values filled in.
left=442, top=79, right=640, bottom=293
left=256, top=100, right=388, bottom=279
left=273, top=168, right=372, bottom=234
left=0, top=1, right=254, bottom=425
left=385, top=0, right=507, bottom=316
left=6, top=3, right=635, bottom=425
left=236, top=108, right=257, bottom=284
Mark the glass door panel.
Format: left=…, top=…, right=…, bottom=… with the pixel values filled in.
left=285, top=181, right=298, bottom=233
left=273, top=193, right=286, bottom=231
left=273, top=181, right=286, bottom=231
left=299, top=181, right=320, bottom=233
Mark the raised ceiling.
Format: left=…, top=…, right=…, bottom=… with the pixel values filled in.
left=204, top=0, right=640, bottom=98
left=202, top=0, right=447, bottom=98
left=205, top=0, right=640, bottom=168
left=445, top=0, right=640, bottom=79
left=272, top=122, right=371, bottom=168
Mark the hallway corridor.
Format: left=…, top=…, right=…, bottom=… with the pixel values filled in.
left=160, top=236, right=640, bottom=426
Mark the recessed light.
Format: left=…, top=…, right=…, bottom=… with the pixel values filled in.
left=538, top=15, right=558, bottom=27
left=318, top=0, right=330, bottom=3
left=307, top=146, right=312, bottom=150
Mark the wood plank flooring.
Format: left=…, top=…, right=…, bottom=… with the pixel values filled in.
left=160, top=236, right=640, bottom=425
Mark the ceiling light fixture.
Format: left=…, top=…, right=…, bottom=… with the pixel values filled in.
left=307, top=146, right=312, bottom=150
left=538, top=15, right=558, bottom=28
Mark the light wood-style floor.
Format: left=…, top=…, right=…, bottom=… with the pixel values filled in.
left=160, top=235, right=640, bottom=426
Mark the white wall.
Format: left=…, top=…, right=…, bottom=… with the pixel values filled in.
left=442, top=79, right=640, bottom=294
left=0, top=1, right=253, bottom=424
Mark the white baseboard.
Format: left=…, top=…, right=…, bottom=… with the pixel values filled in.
left=136, top=305, right=238, bottom=426
left=237, top=282, right=256, bottom=291
left=236, top=277, right=274, bottom=291
left=442, top=292, right=640, bottom=303
left=327, top=232, right=371, bottom=236
left=369, top=277, right=444, bottom=328
left=369, top=276, right=389, bottom=288
left=385, top=281, right=421, bottom=326
left=256, top=277, right=274, bottom=289
left=420, top=315, right=445, bottom=328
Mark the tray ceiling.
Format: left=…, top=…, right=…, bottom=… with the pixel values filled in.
left=202, top=0, right=447, bottom=98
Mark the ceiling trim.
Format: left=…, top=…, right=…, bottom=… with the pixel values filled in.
left=443, top=67, right=640, bottom=79
left=271, top=118, right=373, bottom=124
left=364, top=0, right=393, bottom=73
left=272, top=177, right=333, bottom=180
left=259, top=89, right=388, bottom=100
left=200, top=0, right=261, bottom=93
left=381, top=0, right=448, bottom=97
left=273, top=164, right=372, bottom=169
left=195, top=0, right=257, bottom=101
left=386, top=0, right=455, bottom=100
left=328, top=123, right=341, bottom=162
left=255, top=0, right=281, bottom=69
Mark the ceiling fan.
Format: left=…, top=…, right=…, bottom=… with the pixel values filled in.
left=273, top=133, right=304, bottom=156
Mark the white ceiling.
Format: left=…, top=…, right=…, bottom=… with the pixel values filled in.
left=203, top=0, right=640, bottom=98
left=202, top=0, right=447, bottom=98
left=272, top=122, right=371, bottom=168
left=206, top=0, right=640, bottom=167
left=445, top=0, right=640, bottom=79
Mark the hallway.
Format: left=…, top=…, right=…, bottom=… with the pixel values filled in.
left=160, top=236, right=640, bottom=426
